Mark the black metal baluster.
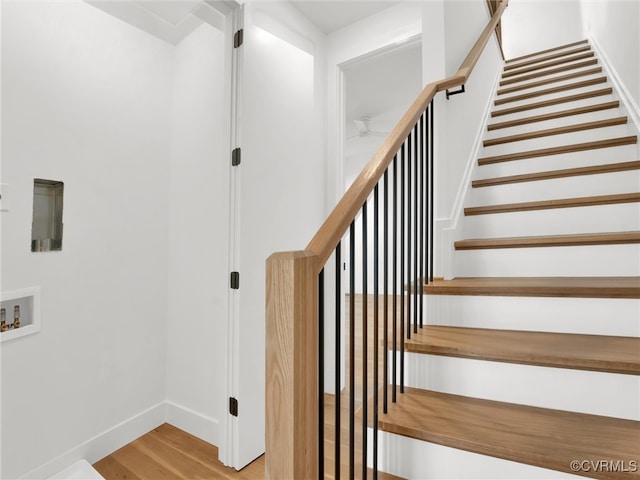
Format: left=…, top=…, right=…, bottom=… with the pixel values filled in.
left=419, top=113, right=425, bottom=328
left=413, top=122, right=418, bottom=335
left=430, top=100, right=435, bottom=282
left=361, top=204, right=368, bottom=480
left=373, top=185, right=379, bottom=479
left=392, top=155, right=398, bottom=403
left=400, top=141, right=406, bottom=394
left=383, top=169, right=389, bottom=414
left=349, top=222, right=355, bottom=480
left=318, top=269, right=325, bottom=480
left=406, top=131, right=412, bottom=342
left=335, top=243, right=341, bottom=480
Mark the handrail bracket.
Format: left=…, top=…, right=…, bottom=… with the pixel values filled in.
left=446, top=84, right=466, bottom=100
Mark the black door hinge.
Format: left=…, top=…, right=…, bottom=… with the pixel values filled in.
left=232, top=147, right=241, bottom=166
left=229, top=397, right=238, bottom=416
left=234, top=29, right=244, bottom=48
left=230, top=271, right=240, bottom=290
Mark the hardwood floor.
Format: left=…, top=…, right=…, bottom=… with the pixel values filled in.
left=93, top=423, right=265, bottom=479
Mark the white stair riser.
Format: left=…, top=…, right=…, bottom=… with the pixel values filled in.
left=490, top=95, right=617, bottom=124
left=453, top=244, right=640, bottom=277
left=476, top=143, right=640, bottom=178
left=461, top=203, right=640, bottom=238
left=377, top=431, right=582, bottom=479
left=400, top=353, right=640, bottom=420
left=484, top=107, right=624, bottom=140
left=423, top=295, right=640, bottom=336
left=467, top=170, right=640, bottom=205
left=479, top=123, right=634, bottom=158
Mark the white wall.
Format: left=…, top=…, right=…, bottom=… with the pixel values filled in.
left=1, top=1, right=173, bottom=477
left=501, top=0, right=585, bottom=60
left=326, top=2, right=423, bottom=216
left=581, top=0, right=640, bottom=109
left=435, top=1, right=502, bottom=274
left=165, top=22, right=230, bottom=449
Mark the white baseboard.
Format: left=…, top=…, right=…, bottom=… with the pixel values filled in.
left=165, top=400, right=220, bottom=447
left=21, top=402, right=166, bottom=479
left=19, top=401, right=220, bottom=479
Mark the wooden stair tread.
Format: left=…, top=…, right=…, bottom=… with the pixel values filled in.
left=478, top=136, right=637, bottom=165
left=472, top=160, right=640, bottom=187
left=492, top=87, right=612, bottom=117
left=487, top=101, right=619, bottom=131
left=502, top=52, right=595, bottom=79
left=494, top=76, right=607, bottom=106
left=497, top=67, right=603, bottom=96
left=505, top=40, right=589, bottom=64
left=483, top=116, right=627, bottom=147
left=379, top=388, right=640, bottom=480
left=454, top=231, right=640, bottom=250
left=504, top=45, right=592, bottom=72
left=422, top=276, right=640, bottom=298
left=406, top=326, right=640, bottom=374
left=499, top=59, right=599, bottom=87
left=464, top=192, right=640, bottom=215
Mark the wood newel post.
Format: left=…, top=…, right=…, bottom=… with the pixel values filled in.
left=266, top=250, right=319, bottom=480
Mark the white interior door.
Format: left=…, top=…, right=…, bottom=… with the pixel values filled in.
left=227, top=4, right=323, bottom=469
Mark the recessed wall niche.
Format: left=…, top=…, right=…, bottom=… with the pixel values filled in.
left=31, top=179, right=64, bottom=252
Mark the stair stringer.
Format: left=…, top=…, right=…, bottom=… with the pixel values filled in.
left=589, top=35, right=640, bottom=134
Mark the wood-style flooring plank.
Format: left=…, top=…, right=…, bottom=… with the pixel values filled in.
left=494, top=76, right=607, bottom=106
left=488, top=100, right=619, bottom=130
left=464, top=192, right=640, bottom=216
left=505, top=40, right=589, bottom=64
left=502, top=52, right=595, bottom=79
left=504, top=45, right=592, bottom=72
left=93, top=456, right=142, bottom=480
left=107, top=442, right=177, bottom=480
left=499, top=59, right=598, bottom=87
left=94, top=424, right=265, bottom=480
left=423, top=276, right=640, bottom=298
left=496, top=67, right=603, bottom=96
left=454, top=231, right=640, bottom=249
left=472, top=160, right=640, bottom=187
left=491, top=88, right=612, bottom=117
left=477, top=136, right=637, bottom=165
left=406, top=325, right=640, bottom=374
left=379, top=387, right=640, bottom=480
left=483, top=116, right=627, bottom=147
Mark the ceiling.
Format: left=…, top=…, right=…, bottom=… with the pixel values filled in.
left=85, top=0, right=231, bottom=45
left=86, top=1, right=403, bottom=44
left=288, top=1, right=402, bottom=34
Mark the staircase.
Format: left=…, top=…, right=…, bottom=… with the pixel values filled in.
left=377, top=40, right=640, bottom=479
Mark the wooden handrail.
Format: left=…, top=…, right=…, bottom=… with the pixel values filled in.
left=265, top=3, right=509, bottom=478
left=306, top=0, right=508, bottom=270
